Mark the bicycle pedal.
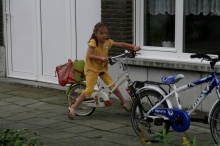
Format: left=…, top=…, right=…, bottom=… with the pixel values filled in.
left=154, top=118, right=164, bottom=126
left=203, top=115, right=208, bottom=124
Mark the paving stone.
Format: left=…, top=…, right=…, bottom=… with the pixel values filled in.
left=74, top=119, right=106, bottom=126
left=91, top=122, right=125, bottom=131
left=38, top=96, right=67, bottom=105
left=42, top=131, right=79, bottom=140
left=4, top=122, right=43, bottom=131
left=66, top=136, right=120, bottom=146
left=112, top=126, right=138, bottom=137
left=62, top=125, right=94, bottom=134
left=0, top=100, right=11, bottom=106
left=0, top=93, right=15, bottom=99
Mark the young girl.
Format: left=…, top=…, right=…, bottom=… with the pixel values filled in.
left=68, top=22, right=141, bottom=119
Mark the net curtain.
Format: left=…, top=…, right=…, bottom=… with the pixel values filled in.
left=146, top=0, right=220, bottom=16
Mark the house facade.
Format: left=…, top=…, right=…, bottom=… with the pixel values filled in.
left=1, top=0, right=220, bottom=112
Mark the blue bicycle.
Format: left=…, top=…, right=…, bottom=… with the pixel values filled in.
left=130, top=52, right=220, bottom=143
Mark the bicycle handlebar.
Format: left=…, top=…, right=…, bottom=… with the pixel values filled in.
left=191, top=52, right=220, bottom=69
left=190, top=52, right=212, bottom=60
left=107, top=50, right=137, bottom=65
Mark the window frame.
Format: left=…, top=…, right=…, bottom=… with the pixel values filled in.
left=134, top=0, right=213, bottom=65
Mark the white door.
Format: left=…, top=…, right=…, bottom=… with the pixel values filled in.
left=5, top=0, right=38, bottom=80
left=38, top=0, right=73, bottom=83
left=5, top=0, right=101, bottom=84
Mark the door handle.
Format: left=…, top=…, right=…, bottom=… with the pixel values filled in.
left=5, top=12, right=10, bottom=15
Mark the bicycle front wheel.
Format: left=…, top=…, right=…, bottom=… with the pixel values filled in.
left=67, top=83, right=96, bottom=116
left=131, top=90, right=170, bottom=141
left=210, top=101, right=220, bottom=144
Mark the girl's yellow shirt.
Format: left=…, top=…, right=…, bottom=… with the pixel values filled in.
left=84, top=39, right=114, bottom=75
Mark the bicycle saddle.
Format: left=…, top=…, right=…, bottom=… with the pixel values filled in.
left=161, top=74, right=184, bottom=84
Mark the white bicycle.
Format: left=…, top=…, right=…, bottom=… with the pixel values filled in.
left=66, top=50, right=138, bottom=116
left=130, top=52, right=220, bottom=144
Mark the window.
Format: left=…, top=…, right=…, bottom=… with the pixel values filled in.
left=135, top=0, right=220, bottom=61
left=184, top=0, right=220, bottom=54
left=144, top=0, right=175, bottom=48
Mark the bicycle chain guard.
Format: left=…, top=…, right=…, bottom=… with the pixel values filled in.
left=150, top=108, right=190, bottom=132
left=81, top=92, right=111, bottom=107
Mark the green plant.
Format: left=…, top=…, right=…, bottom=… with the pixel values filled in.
left=139, top=129, right=175, bottom=146
left=0, top=128, right=43, bottom=146
left=139, top=128, right=220, bottom=146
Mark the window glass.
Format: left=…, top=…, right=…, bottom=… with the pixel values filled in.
left=144, top=0, right=175, bottom=48
left=184, top=0, right=220, bottom=54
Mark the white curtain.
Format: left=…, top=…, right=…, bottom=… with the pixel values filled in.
left=146, top=0, right=175, bottom=15
left=185, top=0, right=220, bottom=16
left=146, top=0, right=220, bottom=16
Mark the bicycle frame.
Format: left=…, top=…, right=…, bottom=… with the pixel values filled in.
left=140, top=71, right=220, bottom=120
left=96, top=54, right=133, bottom=101
left=70, top=52, right=136, bottom=108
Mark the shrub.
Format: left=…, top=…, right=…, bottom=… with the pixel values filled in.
left=0, top=128, right=43, bottom=146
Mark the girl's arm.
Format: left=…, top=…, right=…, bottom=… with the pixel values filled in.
left=113, top=42, right=141, bottom=51
left=87, top=46, right=108, bottom=62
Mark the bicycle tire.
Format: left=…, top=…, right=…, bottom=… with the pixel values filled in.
left=210, top=101, right=220, bottom=144
left=131, top=90, right=170, bottom=141
left=67, top=83, right=96, bottom=116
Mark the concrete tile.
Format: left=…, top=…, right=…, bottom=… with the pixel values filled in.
left=62, top=125, right=94, bottom=134
left=91, top=122, right=125, bottom=131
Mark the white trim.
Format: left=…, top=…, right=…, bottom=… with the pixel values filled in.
left=141, top=46, right=176, bottom=52
left=33, top=0, right=38, bottom=81
left=3, top=0, right=8, bottom=76
left=135, top=0, right=143, bottom=47
left=71, top=0, right=76, bottom=60
left=133, top=0, right=136, bottom=45
left=5, top=0, right=10, bottom=77
left=175, top=0, right=184, bottom=56
left=36, top=0, right=41, bottom=81
left=65, top=0, right=72, bottom=60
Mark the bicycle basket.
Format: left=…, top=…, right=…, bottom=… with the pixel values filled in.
left=56, top=59, right=76, bottom=86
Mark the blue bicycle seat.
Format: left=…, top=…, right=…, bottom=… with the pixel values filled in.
left=162, top=74, right=184, bottom=84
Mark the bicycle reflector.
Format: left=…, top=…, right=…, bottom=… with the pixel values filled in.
left=104, top=100, right=112, bottom=106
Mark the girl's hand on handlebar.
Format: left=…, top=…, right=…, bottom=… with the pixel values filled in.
left=133, top=46, right=141, bottom=52
left=100, top=57, right=108, bottom=62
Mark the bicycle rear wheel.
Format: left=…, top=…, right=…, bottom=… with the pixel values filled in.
left=131, top=90, right=170, bottom=141
left=210, top=101, right=220, bottom=144
left=67, top=83, right=95, bottom=116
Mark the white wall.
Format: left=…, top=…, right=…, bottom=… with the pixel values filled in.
left=76, top=0, right=101, bottom=60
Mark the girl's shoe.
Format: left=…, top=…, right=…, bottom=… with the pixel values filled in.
left=122, top=102, right=131, bottom=112
left=68, top=107, right=76, bottom=120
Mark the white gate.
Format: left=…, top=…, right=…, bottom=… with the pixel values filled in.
left=4, top=0, right=100, bottom=84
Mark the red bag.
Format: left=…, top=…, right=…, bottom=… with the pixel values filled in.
left=56, top=59, right=76, bottom=86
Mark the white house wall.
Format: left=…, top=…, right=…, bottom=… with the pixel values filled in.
left=75, top=0, right=101, bottom=60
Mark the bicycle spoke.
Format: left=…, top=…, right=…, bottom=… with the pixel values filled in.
left=131, top=90, right=170, bottom=141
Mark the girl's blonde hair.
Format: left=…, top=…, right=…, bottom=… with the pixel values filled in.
left=88, top=22, right=110, bottom=47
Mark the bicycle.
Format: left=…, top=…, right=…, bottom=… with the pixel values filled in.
left=66, top=50, right=138, bottom=116
left=130, top=52, right=220, bottom=144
